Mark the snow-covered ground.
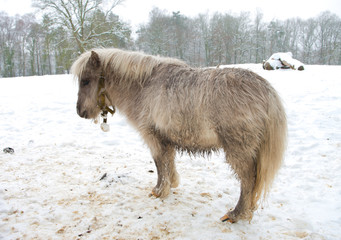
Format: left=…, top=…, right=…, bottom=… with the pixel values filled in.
left=0, top=64, right=340, bottom=239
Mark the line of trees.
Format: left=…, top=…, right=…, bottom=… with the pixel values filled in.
left=136, top=8, right=341, bottom=67
left=0, top=1, right=340, bottom=77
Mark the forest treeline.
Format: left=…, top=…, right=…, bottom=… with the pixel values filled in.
left=0, top=1, right=340, bottom=77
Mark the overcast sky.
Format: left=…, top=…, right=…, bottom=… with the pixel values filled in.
left=1, top=0, right=340, bottom=28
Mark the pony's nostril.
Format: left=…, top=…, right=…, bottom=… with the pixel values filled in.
left=82, top=111, right=88, bottom=118
left=77, top=108, right=88, bottom=118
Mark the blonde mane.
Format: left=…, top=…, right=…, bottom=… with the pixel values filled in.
left=70, top=48, right=187, bottom=85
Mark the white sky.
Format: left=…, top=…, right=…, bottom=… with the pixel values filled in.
left=0, top=0, right=340, bottom=28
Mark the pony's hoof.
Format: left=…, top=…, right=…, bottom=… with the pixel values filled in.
left=150, top=185, right=170, bottom=198
left=220, top=214, right=236, bottom=223
left=150, top=189, right=160, bottom=198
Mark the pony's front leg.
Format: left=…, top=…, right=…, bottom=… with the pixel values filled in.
left=151, top=144, right=177, bottom=198
left=143, top=129, right=179, bottom=198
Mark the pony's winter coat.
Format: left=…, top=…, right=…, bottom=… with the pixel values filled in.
left=71, top=48, right=287, bottom=223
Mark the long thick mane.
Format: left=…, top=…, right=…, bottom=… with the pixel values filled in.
left=70, top=48, right=187, bottom=85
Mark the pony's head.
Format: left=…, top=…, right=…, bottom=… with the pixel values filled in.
left=71, top=48, right=187, bottom=120
left=71, top=50, right=103, bottom=120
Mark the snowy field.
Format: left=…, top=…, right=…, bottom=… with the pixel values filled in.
left=0, top=64, right=340, bottom=239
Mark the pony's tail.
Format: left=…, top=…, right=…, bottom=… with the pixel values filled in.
left=251, top=91, right=287, bottom=209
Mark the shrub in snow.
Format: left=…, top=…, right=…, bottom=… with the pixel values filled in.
left=263, top=52, right=304, bottom=71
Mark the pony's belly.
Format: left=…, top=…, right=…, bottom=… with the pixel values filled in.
left=166, top=124, right=220, bottom=149
left=196, top=127, right=220, bottom=146
left=152, top=111, right=220, bottom=148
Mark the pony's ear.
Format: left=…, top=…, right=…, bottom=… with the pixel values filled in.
left=88, top=51, right=100, bottom=69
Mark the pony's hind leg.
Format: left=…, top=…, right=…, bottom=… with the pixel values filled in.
left=221, top=153, right=257, bottom=223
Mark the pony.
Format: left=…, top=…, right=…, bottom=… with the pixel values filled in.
left=71, top=48, right=287, bottom=223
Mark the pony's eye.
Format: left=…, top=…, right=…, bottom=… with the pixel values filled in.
left=81, top=79, right=90, bottom=87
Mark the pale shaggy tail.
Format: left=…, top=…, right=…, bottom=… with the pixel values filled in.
left=252, top=92, right=287, bottom=209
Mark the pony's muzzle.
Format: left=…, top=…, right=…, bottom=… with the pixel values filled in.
left=77, top=103, right=89, bottom=119
left=78, top=109, right=88, bottom=118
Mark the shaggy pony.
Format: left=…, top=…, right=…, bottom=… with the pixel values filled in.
left=71, top=48, right=287, bottom=223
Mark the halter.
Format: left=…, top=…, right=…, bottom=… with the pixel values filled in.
left=97, top=73, right=115, bottom=132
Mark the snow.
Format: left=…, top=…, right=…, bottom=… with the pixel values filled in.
left=1, top=65, right=341, bottom=239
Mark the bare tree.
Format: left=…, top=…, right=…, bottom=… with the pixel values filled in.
left=33, top=0, right=124, bottom=53
left=299, top=18, right=317, bottom=64
left=136, top=8, right=172, bottom=56
left=315, top=12, right=341, bottom=64
left=0, top=12, right=16, bottom=77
